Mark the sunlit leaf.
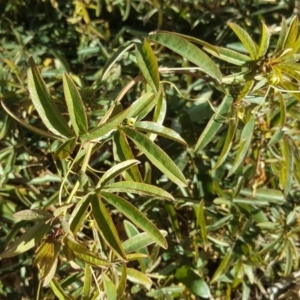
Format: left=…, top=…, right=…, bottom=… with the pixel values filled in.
left=27, top=57, right=74, bottom=138
left=63, top=72, right=88, bottom=135
left=122, top=127, right=187, bottom=187
left=100, top=191, right=168, bottom=249
left=257, top=23, right=270, bottom=58
left=102, top=181, right=174, bottom=200
left=135, top=39, right=160, bottom=92
left=103, top=273, right=117, bottom=300
left=228, top=22, right=258, bottom=59
left=149, top=31, right=222, bottom=83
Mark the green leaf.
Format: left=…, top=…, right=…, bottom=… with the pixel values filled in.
left=82, top=265, right=92, bottom=300
left=101, top=42, right=135, bottom=80
left=280, top=135, right=294, bottom=197
left=113, top=131, right=143, bottom=182
left=197, top=199, right=208, bottom=245
left=204, top=46, right=252, bottom=65
left=135, top=39, right=160, bottom=92
left=122, top=231, right=166, bottom=253
left=50, top=278, right=75, bottom=300
left=13, top=209, right=52, bottom=222
left=0, top=222, right=51, bottom=258
left=214, top=116, right=238, bottom=169
left=27, top=57, right=74, bottom=138
left=80, top=107, right=130, bottom=142
left=117, top=263, right=127, bottom=299
left=54, top=138, right=77, bottom=160
left=66, top=237, right=111, bottom=267
left=228, top=22, right=258, bottom=59
left=239, top=188, right=285, bottom=205
left=165, top=203, right=181, bottom=243
left=103, top=273, right=117, bottom=300
left=276, top=17, right=288, bottom=52
left=97, top=160, right=140, bottom=186
left=257, top=23, right=270, bottom=58
left=102, top=181, right=174, bottom=201
left=122, top=127, right=187, bottom=187
left=63, top=73, right=88, bottom=136
left=211, top=251, right=234, bottom=283
left=126, top=92, right=155, bottom=120
left=1, top=100, right=61, bottom=140
left=100, top=191, right=168, bottom=249
left=283, top=15, right=299, bottom=51
left=227, top=116, right=255, bottom=177
left=194, top=94, right=233, bottom=152
left=126, top=268, right=152, bottom=287
left=148, top=31, right=222, bottom=83
left=91, top=194, right=127, bottom=260
left=69, top=194, right=92, bottom=234
left=175, top=265, right=211, bottom=298
left=134, top=121, right=187, bottom=146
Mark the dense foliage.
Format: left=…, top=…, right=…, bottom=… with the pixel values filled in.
left=1, top=1, right=300, bottom=299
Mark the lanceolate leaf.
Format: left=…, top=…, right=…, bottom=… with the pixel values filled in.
left=80, top=107, right=130, bottom=142
left=113, top=131, right=143, bottom=182
left=101, top=42, right=135, bottom=80
left=63, top=73, right=88, bottom=136
left=122, top=127, right=187, bottom=187
left=100, top=191, right=168, bottom=249
left=91, top=194, right=127, bottom=260
left=103, top=273, right=117, bottom=300
left=135, top=39, right=160, bottom=92
left=214, top=117, right=238, bottom=169
left=27, top=57, right=74, bottom=138
left=275, top=17, right=288, bottom=52
left=126, top=92, right=155, bottom=120
left=102, top=181, right=174, bottom=201
left=228, top=23, right=258, bottom=59
left=126, top=268, right=152, bottom=286
left=54, top=138, right=77, bottom=160
left=117, top=263, right=127, bottom=299
left=13, top=209, right=52, bottom=222
left=283, top=15, right=299, bottom=51
left=194, top=95, right=233, bottom=152
left=257, top=23, right=270, bottom=58
left=148, top=31, right=222, bottom=83
left=1, top=100, right=61, bottom=140
left=227, top=116, right=255, bottom=177
left=50, top=278, right=75, bottom=300
left=0, top=222, right=51, bottom=258
left=134, top=121, right=187, bottom=146
left=97, top=160, right=140, bottom=186
left=67, top=237, right=111, bottom=267
left=203, top=46, right=252, bottom=65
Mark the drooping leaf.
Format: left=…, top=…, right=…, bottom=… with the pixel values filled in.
left=135, top=39, right=160, bottom=92
left=27, top=57, right=74, bottom=138
left=194, top=94, right=233, bottom=152
left=228, top=22, right=258, bottom=59
left=100, top=191, right=168, bottom=249
left=63, top=73, right=88, bottom=135
left=122, top=127, right=187, bottom=187
left=102, top=181, right=174, bottom=201
left=91, top=194, right=127, bottom=260
left=148, top=31, right=222, bottom=83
